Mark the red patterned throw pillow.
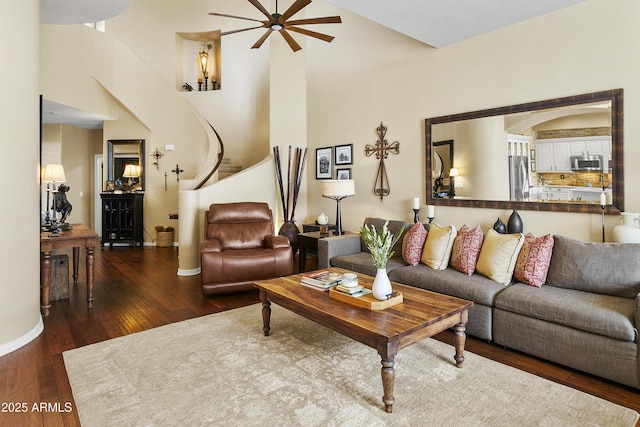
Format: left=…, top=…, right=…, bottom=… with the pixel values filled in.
left=514, top=233, right=554, bottom=287
left=402, top=222, right=428, bottom=266
left=450, top=225, right=484, bottom=275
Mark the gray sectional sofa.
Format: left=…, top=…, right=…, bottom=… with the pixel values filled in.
left=318, top=217, right=640, bottom=389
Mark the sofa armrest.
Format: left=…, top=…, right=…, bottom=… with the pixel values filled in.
left=201, top=239, right=222, bottom=253
left=317, top=233, right=362, bottom=269
left=636, top=293, right=640, bottom=339
left=265, top=235, right=291, bottom=249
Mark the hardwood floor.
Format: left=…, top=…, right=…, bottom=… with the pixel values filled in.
left=1, top=247, right=638, bottom=426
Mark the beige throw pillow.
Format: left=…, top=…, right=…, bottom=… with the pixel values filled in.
left=476, top=229, right=525, bottom=285
left=421, top=223, right=457, bottom=270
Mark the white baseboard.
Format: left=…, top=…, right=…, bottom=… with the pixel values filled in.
left=177, top=267, right=200, bottom=276
left=0, top=316, right=44, bottom=357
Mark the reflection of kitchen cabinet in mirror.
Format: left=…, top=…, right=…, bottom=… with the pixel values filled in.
left=425, top=89, right=623, bottom=214
left=107, top=139, right=145, bottom=192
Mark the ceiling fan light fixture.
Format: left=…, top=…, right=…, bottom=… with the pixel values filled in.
left=270, top=23, right=284, bottom=31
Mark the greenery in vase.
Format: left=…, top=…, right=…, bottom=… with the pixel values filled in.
left=360, top=221, right=404, bottom=269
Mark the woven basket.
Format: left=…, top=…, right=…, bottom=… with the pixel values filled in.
left=156, top=231, right=173, bottom=247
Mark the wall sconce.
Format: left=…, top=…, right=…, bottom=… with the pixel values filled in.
left=199, top=42, right=211, bottom=91
left=449, top=168, right=459, bottom=197
left=41, top=164, right=67, bottom=232
left=122, top=164, right=140, bottom=191
left=322, top=179, right=355, bottom=235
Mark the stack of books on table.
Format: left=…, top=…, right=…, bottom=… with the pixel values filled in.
left=334, top=284, right=370, bottom=297
left=300, top=270, right=342, bottom=291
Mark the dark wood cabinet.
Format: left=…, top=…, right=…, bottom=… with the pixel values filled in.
left=101, top=193, right=144, bottom=247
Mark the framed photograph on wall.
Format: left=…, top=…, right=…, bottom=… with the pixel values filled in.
left=316, top=146, right=333, bottom=179
left=336, top=168, right=352, bottom=180
left=334, top=144, right=353, bottom=165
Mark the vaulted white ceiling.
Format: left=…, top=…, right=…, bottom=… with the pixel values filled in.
left=325, top=0, right=587, bottom=48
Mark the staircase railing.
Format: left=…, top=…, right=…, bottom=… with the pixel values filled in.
left=194, top=121, right=225, bottom=190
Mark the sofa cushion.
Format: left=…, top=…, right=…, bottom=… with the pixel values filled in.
left=402, top=222, right=428, bottom=266
left=546, top=235, right=640, bottom=298
left=361, top=218, right=409, bottom=257
left=476, top=229, right=524, bottom=285
left=421, top=223, right=457, bottom=270
left=513, top=233, right=554, bottom=288
left=389, top=264, right=507, bottom=307
left=494, top=283, right=638, bottom=342
left=330, top=253, right=407, bottom=277
left=450, top=224, right=484, bottom=276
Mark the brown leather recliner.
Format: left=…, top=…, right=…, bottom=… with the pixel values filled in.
left=200, top=202, right=294, bottom=295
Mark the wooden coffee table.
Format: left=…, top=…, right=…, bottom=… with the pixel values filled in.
left=254, top=267, right=473, bottom=413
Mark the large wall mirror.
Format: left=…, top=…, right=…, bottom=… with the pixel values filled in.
left=107, top=139, right=145, bottom=191
left=425, top=89, right=623, bottom=214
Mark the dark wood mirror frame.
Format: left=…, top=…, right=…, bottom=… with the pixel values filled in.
left=107, top=139, right=145, bottom=191
left=425, top=89, right=624, bottom=214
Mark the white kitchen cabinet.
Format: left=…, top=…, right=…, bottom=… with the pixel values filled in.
left=535, top=142, right=554, bottom=172
left=535, top=141, right=571, bottom=172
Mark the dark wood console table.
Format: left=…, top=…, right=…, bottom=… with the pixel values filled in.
left=40, top=224, right=98, bottom=316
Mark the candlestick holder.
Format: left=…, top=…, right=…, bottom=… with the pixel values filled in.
left=601, top=205, right=605, bottom=242
left=198, top=81, right=202, bottom=91
left=427, top=216, right=435, bottom=224
left=204, top=76, right=208, bottom=91
left=413, top=208, right=420, bottom=224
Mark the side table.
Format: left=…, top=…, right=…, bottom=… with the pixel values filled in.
left=302, top=223, right=336, bottom=233
left=298, top=230, right=342, bottom=272
left=40, top=224, right=98, bottom=316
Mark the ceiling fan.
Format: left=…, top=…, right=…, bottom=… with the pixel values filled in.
left=209, top=0, right=342, bottom=52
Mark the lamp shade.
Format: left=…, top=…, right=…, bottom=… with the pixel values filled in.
left=449, top=168, right=459, bottom=177
left=122, top=164, right=140, bottom=178
left=42, top=164, right=66, bottom=183
left=322, top=180, right=355, bottom=198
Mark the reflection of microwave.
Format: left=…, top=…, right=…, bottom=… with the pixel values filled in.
left=570, top=155, right=603, bottom=171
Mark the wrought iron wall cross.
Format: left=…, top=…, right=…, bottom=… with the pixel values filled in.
left=365, top=122, right=400, bottom=200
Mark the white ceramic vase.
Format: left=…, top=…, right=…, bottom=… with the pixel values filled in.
left=372, top=268, right=392, bottom=300
left=613, top=212, right=640, bottom=243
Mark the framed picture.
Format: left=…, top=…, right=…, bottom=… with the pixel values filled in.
left=316, top=147, right=333, bottom=179
left=336, top=168, right=352, bottom=180
left=334, top=144, right=353, bottom=165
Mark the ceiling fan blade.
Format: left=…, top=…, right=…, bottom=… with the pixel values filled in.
left=279, top=29, right=302, bottom=52
left=285, top=16, right=342, bottom=26
left=209, top=12, right=264, bottom=24
left=221, top=25, right=265, bottom=36
left=247, top=0, right=273, bottom=20
left=280, top=0, right=311, bottom=22
left=251, top=30, right=273, bottom=49
left=286, top=26, right=335, bottom=43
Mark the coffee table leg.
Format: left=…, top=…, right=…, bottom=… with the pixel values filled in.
left=260, top=291, right=271, bottom=337
left=381, top=357, right=395, bottom=413
left=453, top=322, right=467, bottom=368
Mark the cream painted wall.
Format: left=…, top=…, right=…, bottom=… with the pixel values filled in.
left=306, top=0, right=640, bottom=243
left=107, top=0, right=271, bottom=171
left=0, top=0, right=43, bottom=355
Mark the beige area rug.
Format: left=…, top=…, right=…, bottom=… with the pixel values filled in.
left=64, top=304, right=639, bottom=427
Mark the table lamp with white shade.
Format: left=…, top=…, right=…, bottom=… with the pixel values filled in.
left=321, top=179, right=355, bottom=235
left=122, top=164, right=140, bottom=191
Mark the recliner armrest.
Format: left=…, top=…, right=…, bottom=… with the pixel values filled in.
left=201, top=239, right=222, bottom=253
left=317, top=233, right=362, bottom=269
left=265, top=235, right=291, bottom=249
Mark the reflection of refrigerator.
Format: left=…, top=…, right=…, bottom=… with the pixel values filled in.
left=509, top=156, right=530, bottom=200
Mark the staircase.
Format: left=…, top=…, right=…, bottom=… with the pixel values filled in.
left=217, top=158, right=242, bottom=180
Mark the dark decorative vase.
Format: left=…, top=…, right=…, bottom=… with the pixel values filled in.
left=493, top=218, right=506, bottom=234
left=279, top=220, right=300, bottom=256
left=507, top=210, right=523, bottom=234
